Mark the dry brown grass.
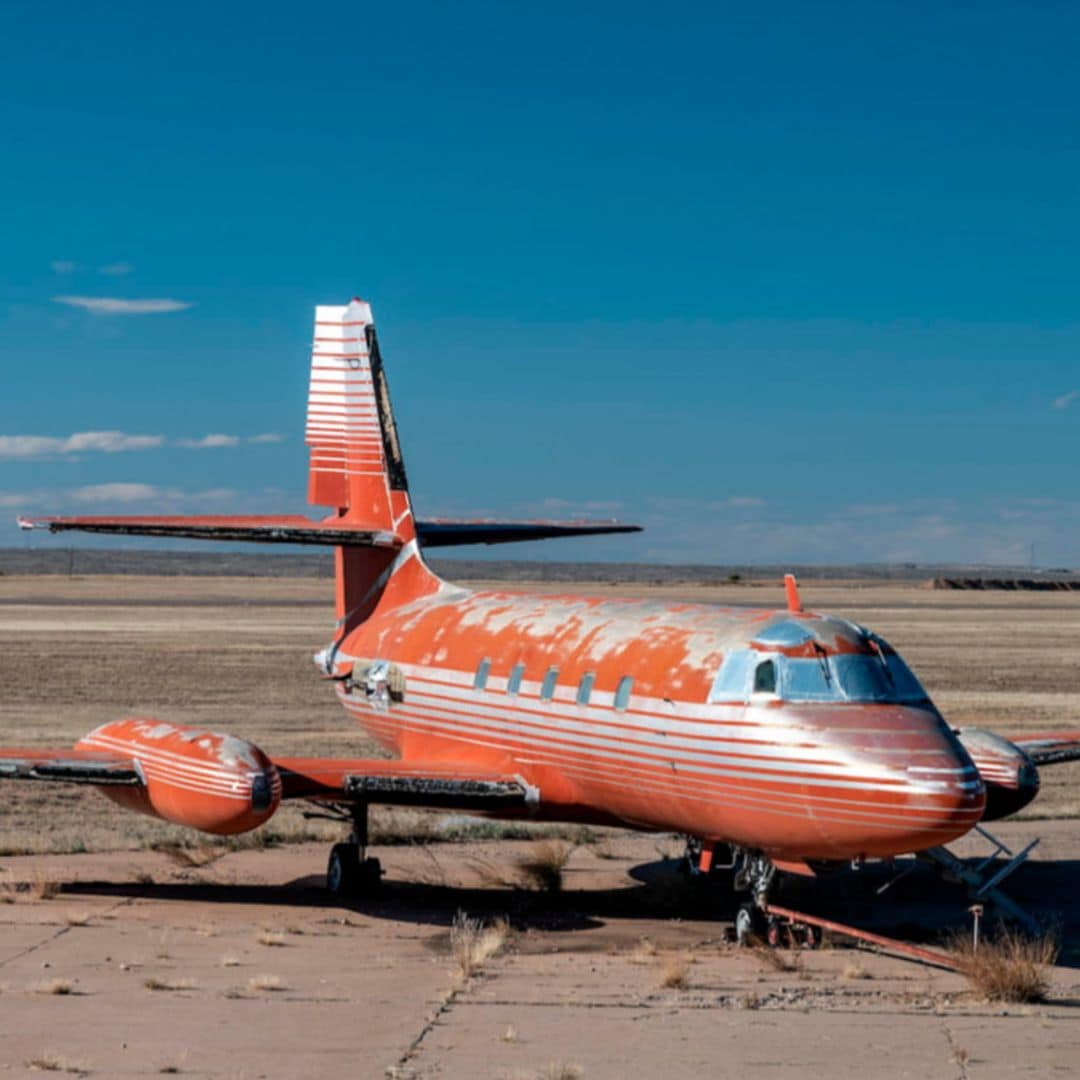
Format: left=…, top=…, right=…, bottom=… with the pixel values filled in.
left=31, top=874, right=61, bottom=900
left=25, top=1053, right=86, bottom=1074
left=657, top=952, right=691, bottom=989
left=143, top=976, right=195, bottom=992
left=537, top=1065, right=583, bottom=1080
left=248, top=973, right=288, bottom=992
left=450, top=910, right=510, bottom=977
left=516, top=840, right=572, bottom=893
left=628, top=937, right=658, bottom=964
left=951, top=928, right=1059, bottom=1003
left=155, top=842, right=222, bottom=868
left=256, top=929, right=288, bottom=948
left=752, top=946, right=802, bottom=974
left=842, top=959, right=872, bottom=980
left=32, top=979, right=75, bottom=996
left=220, top=954, right=242, bottom=967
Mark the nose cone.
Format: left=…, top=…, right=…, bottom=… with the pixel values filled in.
left=782, top=704, right=986, bottom=858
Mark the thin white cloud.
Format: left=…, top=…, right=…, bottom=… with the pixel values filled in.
left=1053, top=390, right=1079, bottom=410
left=177, top=434, right=240, bottom=449
left=725, top=496, right=765, bottom=508
left=50, top=260, right=77, bottom=274
left=248, top=433, right=284, bottom=444
left=99, top=263, right=134, bottom=276
left=70, top=483, right=160, bottom=504
left=0, top=431, right=165, bottom=460
left=53, top=296, right=192, bottom=315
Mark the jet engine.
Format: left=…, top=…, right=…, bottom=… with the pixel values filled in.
left=955, top=727, right=1040, bottom=821
left=76, top=718, right=281, bottom=835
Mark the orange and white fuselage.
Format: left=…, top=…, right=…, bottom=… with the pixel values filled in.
left=326, top=556, right=987, bottom=862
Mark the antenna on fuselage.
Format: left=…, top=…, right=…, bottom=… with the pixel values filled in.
left=784, top=573, right=803, bottom=614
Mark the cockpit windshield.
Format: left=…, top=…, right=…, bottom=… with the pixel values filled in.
left=708, top=639, right=929, bottom=705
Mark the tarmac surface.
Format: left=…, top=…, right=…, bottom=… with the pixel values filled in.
left=1, top=822, right=1079, bottom=1079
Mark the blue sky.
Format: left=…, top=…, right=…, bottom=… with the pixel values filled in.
left=3, top=1, right=1079, bottom=565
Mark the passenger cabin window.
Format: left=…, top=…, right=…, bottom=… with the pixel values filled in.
left=614, top=675, right=633, bottom=711
left=753, top=659, right=776, bottom=695
left=577, top=672, right=596, bottom=705
left=507, top=662, right=525, bottom=696
left=540, top=666, right=559, bottom=701
left=474, top=658, right=491, bottom=691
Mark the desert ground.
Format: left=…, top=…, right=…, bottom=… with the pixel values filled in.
left=1, top=572, right=1079, bottom=1078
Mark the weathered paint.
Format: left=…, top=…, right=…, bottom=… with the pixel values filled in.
left=77, top=719, right=281, bottom=835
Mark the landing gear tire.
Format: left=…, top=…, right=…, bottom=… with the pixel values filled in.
left=326, top=844, right=381, bottom=898
left=766, top=915, right=783, bottom=948
left=735, top=903, right=765, bottom=946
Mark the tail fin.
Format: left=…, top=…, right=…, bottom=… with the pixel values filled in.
left=305, top=299, right=441, bottom=625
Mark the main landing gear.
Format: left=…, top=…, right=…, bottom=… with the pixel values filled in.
left=316, top=802, right=382, bottom=899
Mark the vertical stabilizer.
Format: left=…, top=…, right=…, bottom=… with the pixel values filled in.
left=305, top=300, right=439, bottom=626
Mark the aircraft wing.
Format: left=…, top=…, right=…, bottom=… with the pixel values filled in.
left=0, top=746, right=535, bottom=812
left=274, top=757, right=537, bottom=810
left=1004, top=732, right=1080, bottom=766
left=0, top=748, right=141, bottom=785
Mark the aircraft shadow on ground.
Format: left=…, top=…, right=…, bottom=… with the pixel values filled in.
left=60, top=854, right=1080, bottom=961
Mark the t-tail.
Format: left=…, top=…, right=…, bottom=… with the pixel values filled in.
left=18, top=297, right=642, bottom=629
left=305, top=299, right=440, bottom=628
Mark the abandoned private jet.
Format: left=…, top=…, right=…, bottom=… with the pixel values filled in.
left=7, top=299, right=1079, bottom=936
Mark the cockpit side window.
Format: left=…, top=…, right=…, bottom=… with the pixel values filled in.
left=753, top=659, right=776, bottom=694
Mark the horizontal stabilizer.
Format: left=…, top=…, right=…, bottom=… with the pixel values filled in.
left=413, top=519, right=642, bottom=547
left=17, top=514, right=401, bottom=548
left=17, top=515, right=640, bottom=548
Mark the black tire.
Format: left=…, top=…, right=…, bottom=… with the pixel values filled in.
left=326, top=843, right=362, bottom=897
left=735, top=903, right=765, bottom=946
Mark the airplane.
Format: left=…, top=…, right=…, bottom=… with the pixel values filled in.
left=6, top=298, right=1079, bottom=941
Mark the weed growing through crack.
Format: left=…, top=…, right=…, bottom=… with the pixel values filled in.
left=516, top=840, right=572, bottom=893
left=951, top=928, right=1059, bottom=1003
left=657, top=952, right=691, bottom=989
left=450, top=910, right=509, bottom=977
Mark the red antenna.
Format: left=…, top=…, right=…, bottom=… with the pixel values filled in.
left=784, top=573, right=803, bottom=614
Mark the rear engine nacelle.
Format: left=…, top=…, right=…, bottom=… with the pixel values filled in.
left=955, top=727, right=1040, bottom=821
left=77, top=719, right=281, bottom=835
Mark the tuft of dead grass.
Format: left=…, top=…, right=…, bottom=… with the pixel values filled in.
left=450, top=910, right=510, bottom=978
left=516, top=840, right=572, bottom=893
left=628, top=938, right=658, bottom=965
left=220, top=954, right=242, bottom=968
left=256, top=929, right=288, bottom=948
left=842, top=960, right=872, bottom=980
left=63, top=911, right=91, bottom=927
left=752, top=946, right=802, bottom=974
left=143, top=977, right=195, bottom=992
left=154, top=842, right=222, bottom=869
left=951, top=928, right=1059, bottom=1003
left=248, top=974, right=288, bottom=992
left=33, top=979, right=75, bottom=996
left=537, top=1065, right=583, bottom=1080
left=25, top=1053, right=86, bottom=1074
left=657, top=952, right=691, bottom=989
